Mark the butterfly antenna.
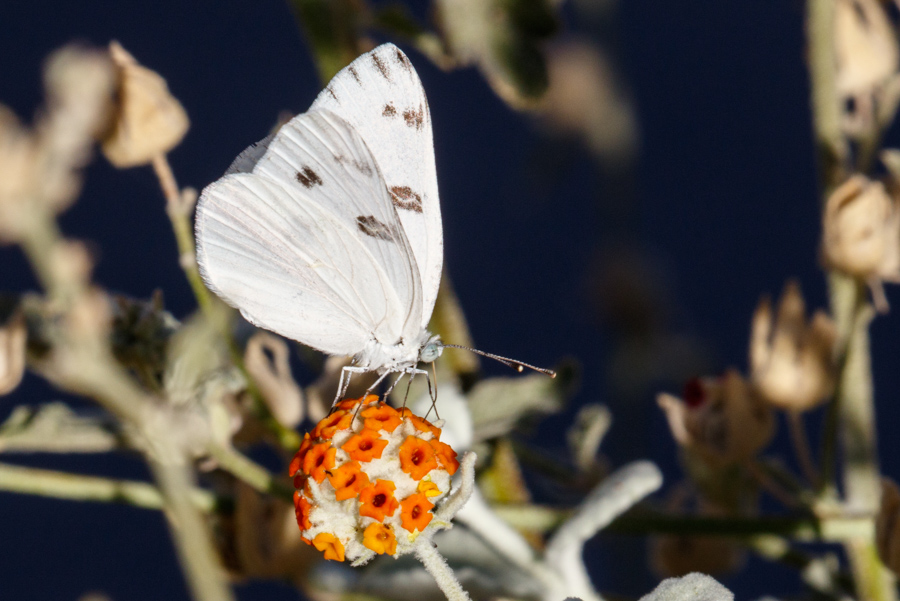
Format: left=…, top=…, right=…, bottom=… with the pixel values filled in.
left=442, top=344, right=556, bottom=378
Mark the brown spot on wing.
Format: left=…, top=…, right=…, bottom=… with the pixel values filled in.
left=325, top=86, right=338, bottom=101
left=383, top=103, right=397, bottom=117
left=356, top=215, right=394, bottom=241
left=296, top=166, right=323, bottom=188
left=348, top=65, right=361, bottom=84
left=389, top=186, right=423, bottom=213
left=334, top=154, right=373, bottom=176
left=372, top=53, right=390, bottom=80
left=395, top=49, right=412, bottom=72
left=403, top=106, right=424, bottom=130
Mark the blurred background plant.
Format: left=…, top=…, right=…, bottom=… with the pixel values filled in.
left=2, top=1, right=900, bottom=600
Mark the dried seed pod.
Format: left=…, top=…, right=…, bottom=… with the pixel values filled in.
left=822, top=175, right=900, bottom=283
left=750, top=281, right=837, bottom=411
left=658, top=370, right=774, bottom=467
left=102, top=42, right=188, bottom=168
left=835, top=0, right=899, bottom=96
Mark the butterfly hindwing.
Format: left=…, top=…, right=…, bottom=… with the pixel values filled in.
left=310, top=43, right=443, bottom=331
left=195, top=109, right=424, bottom=355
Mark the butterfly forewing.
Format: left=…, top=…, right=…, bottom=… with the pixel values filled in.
left=196, top=109, right=423, bottom=355
left=310, top=44, right=443, bottom=331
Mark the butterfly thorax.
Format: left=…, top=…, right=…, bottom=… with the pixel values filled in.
left=354, top=330, right=441, bottom=373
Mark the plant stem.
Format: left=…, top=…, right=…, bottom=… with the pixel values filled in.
left=415, top=541, right=472, bottom=601
left=150, top=459, right=235, bottom=601
left=207, top=442, right=295, bottom=502
left=152, top=155, right=213, bottom=316
left=19, top=208, right=235, bottom=601
left=0, top=461, right=217, bottom=511
left=788, top=411, right=820, bottom=486
left=807, top=0, right=846, bottom=193
left=609, top=511, right=872, bottom=541
left=806, top=0, right=896, bottom=598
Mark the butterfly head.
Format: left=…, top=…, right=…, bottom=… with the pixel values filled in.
left=419, top=335, right=444, bottom=363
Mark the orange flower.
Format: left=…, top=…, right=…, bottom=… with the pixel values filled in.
left=313, top=410, right=353, bottom=439
left=327, top=461, right=371, bottom=501
left=363, top=522, right=397, bottom=555
left=359, top=479, right=400, bottom=522
left=361, top=403, right=402, bottom=433
left=417, top=480, right=442, bottom=498
left=342, top=428, right=388, bottom=462
left=336, top=394, right=377, bottom=412
left=399, top=436, right=438, bottom=480
left=429, top=439, right=459, bottom=475
left=400, top=493, right=434, bottom=532
left=398, top=407, right=441, bottom=437
left=289, top=433, right=312, bottom=477
left=313, top=532, right=346, bottom=562
left=303, top=442, right=337, bottom=483
left=294, top=491, right=313, bottom=531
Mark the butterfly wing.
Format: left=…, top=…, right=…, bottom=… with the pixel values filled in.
left=310, top=43, right=443, bottom=332
left=195, top=109, right=423, bottom=358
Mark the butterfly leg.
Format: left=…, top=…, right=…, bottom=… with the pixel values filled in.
left=381, top=372, right=402, bottom=402
left=363, top=370, right=393, bottom=398
left=333, top=365, right=370, bottom=408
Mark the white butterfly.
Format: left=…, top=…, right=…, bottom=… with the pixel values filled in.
left=195, top=43, right=552, bottom=402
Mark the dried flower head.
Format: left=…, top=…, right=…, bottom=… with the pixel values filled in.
left=102, top=42, right=189, bottom=168
left=657, top=370, right=775, bottom=467
left=290, top=395, right=474, bottom=566
left=822, top=175, right=900, bottom=289
left=749, top=281, right=837, bottom=411
left=835, top=0, right=899, bottom=96
left=0, top=46, right=113, bottom=241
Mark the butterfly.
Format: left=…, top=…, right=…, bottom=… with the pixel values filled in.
left=195, top=43, right=552, bottom=404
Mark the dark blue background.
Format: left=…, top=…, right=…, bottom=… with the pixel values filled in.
left=2, top=1, right=900, bottom=599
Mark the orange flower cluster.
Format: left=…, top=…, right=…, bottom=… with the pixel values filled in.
left=290, top=395, right=459, bottom=564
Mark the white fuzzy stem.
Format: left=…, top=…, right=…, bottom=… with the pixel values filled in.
left=415, top=541, right=472, bottom=601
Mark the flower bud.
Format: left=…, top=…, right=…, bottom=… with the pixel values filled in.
left=658, top=370, right=774, bottom=467
left=750, top=282, right=837, bottom=411
left=102, top=42, right=188, bottom=168
left=290, top=395, right=470, bottom=566
left=822, top=175, right=900, bottom=281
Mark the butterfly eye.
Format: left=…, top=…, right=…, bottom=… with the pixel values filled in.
left=419, top=340, right=443, bottom=363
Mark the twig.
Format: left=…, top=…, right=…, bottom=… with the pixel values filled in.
left=609, top=510, right=872, bottom=541
left=0, top=461, right=217, bottom=511
left=807, top=0, right=847, bottom=193
left=207, top=442, right=295, bottom=502
left=149, top=459, right=234, bottom=601
left=787, top=411, right=820, bottom=486
left=745, top=459, right=801, bottom=508
left=807, top=0, right=897, bottom=598
left=19, top=210, right=236, bottom=601
left=152, top=154, right=213, bottom=316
